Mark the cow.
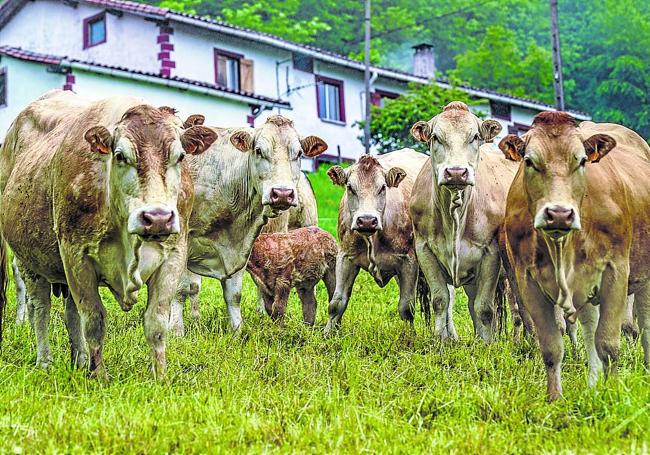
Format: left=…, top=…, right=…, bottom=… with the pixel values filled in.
left=247, top=226, right=336, bottom=324
left=177, top=116, right=327, bottom=332
left=499, top=112, right=650, bottom=401
left=409, top=102, right=513, bottom=342
left=0, top=91, right=216, bottom=378
left=325, top=149, right=428, bottom=331
left=167, top=168, right=321, bottom=336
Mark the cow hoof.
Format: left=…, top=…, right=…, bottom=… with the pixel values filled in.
left=37, top=356, right=53, bottom=369
left=90, top=367, right=109, bottom=382
left=169, top=324, right=185, bottom=337
left=72, top=351, right=89, bottom=369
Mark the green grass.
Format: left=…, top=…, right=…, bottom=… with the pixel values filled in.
left=0, top=163, right=648, bottom=453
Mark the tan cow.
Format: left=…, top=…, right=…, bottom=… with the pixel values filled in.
left=499, top=112, right=650, bottom=400
left=409, top=102, right=512, bottom=341
left=176, top=116, right=326, bottom=332
left=325, top=149, right=427, bottom=330
left=0, top=90, right=216, bottom=378
left=168, top=167, right=320, bottom=335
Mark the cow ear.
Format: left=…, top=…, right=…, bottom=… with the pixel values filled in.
left=327, top=165, right=346, bottom=186
left=498, top=134, right=526, bottom=162
left=181, top=126, right=218, bottom=155
left=301, top=136, right=328, bottom=157
left=183, top=114, right=205, bottom=129
left=480, top=119, right=502, bottom=143
left=386, top=166, right=407, bottom=188
left=84, top=126, right=112, bottom=155
left=230, top=130, right=254, bottom=152
left=410, top=121, right=431, bottom=143
left=583, top=133, right=616, bottom=163
left=158, top=106, right=178, bottom=116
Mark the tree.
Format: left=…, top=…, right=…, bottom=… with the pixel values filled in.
left=360, top=82, right=481, bottom=154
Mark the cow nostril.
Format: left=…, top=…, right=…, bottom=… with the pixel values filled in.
left=141, top=212, right=154, bottom=227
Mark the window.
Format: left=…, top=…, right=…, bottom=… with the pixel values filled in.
left=490, top=100, right=512, bottom=121
left=508, top=122, right=531, bottom=136
left=0, top=67, right=6, bottom=107
left=214, top=49, right=243, bottom=91
left=316, top=76, right=345, bottom=123
left=292, top=53, right=313, bottom=73
left=83, top=12, right=106, bottom=49
left=371, top=89, right=399, bottom=108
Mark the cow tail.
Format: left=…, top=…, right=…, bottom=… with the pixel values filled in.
left=416, top=268, right=431, bottom=326
left=0, top=236, right=7, bottom=345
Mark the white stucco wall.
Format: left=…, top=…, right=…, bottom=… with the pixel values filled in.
left=0, top=57, right=65, bottom=140
left=0, top=0, right=159, bottom=73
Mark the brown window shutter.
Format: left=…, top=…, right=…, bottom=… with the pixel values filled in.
left=240, top=59, right=254, bottom=93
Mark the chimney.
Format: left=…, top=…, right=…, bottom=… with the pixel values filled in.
left=412, top=43, right=436, bottom=79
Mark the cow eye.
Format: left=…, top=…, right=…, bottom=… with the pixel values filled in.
left=346, top=183, right=356, bottom=195
left=378, top=184, right=387, bottom=195
left=524, top=157, right=539, bottom=171
left=471, top=133, right=479, bottom=143
left=579, top=156, right=587, bottom=167
left=177, top=153, right=185, bottom=164
left=254, top=146, right=263, bottom=157
left=114, top=151, right=126, bottom=164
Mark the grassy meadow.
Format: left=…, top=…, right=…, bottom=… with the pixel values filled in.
left=0, top=164, right=647, bottom=453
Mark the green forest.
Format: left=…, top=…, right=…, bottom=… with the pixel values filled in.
left=143, top=0, right=650, bottom=138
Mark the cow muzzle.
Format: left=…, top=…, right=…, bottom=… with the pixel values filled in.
left=128, top=205, right=180, bottom=240
left=267, top=186, right=296, bottom=211
left=535, top=204, right=581, bottom=238
left=439, top=166, right=474, bottom=188
left=352, top=214, right=382, bottom=235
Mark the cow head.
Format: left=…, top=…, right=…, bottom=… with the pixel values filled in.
left=229, top=116, right=327, bottom=216
left=84, top=105, right=217, bottom=241
left=411, top=101, right=501, bottom=188
left=328, top=155, right=406, bottom=235
left=498, top=111, right=616, bottom=239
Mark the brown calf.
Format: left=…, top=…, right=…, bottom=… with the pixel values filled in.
left=247, top=227, right=337, bottom=324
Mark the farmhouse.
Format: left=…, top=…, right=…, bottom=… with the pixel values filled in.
left=0, top=0, right=590, bottom=168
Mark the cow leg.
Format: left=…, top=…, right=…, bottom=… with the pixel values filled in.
left=416, top=242, right=456, bottom=340
left=221, top=268, right=244, bottom=331
left=633, top=285, right=649, bottom=368
left=145, top=248, right=186, bottom=380
left=578, top=303, right=602, bottom=387
left=21, top=270, right=52, bottom=368
left=64, top=295, right=88, bottom=369
left=595, top=262, right=629, bottom=380
left=566, top=318, right=579, bottom=358
left=323, top=265, right=336, bottom=302
left=396, top=258, right=417, bottom=329
left=256, top=288, right=266, bottom=314
left=189, top=273, right=201, bottom=320
left=524, top=279, right=564, bottom=401
left=270, top=285, right=290, bottom=325
left=168, top=289, right=187, bottom=337
left=325, top=253, right=359, bottom=332
left=472, top=253, right=501, bottom=342
left=12, top=258, right=27, bottom=325
left=621, top=295, right=638, bottom=341
left=297, top=285, right=317, bottom=326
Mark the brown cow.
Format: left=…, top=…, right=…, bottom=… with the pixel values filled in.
left=247, top=226, right=336, bottom=324
left=499, top=112, right=650, bottom=400
left=325, top=149, right=428, bottom=330
left=409, top=102, right=513, bottom=342
left=0, top=90, right=216, bottom=378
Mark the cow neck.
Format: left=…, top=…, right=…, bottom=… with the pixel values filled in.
left=433, top=181, right=473, bottom=287
left=361, top=234, right=383, bottom=285
left=207, top=149, right=266, bottom=276
left=540, top=234, right=578, bottom=322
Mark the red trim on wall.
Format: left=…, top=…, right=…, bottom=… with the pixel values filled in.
left=160, top=43, right=174, bottom=51
left=158, top=23, right=175, bottom=78
left=63, top=72, right=75, bottom=91
left=315, top=75, right=346, bottom=123
left=82, top=12, right=107, bottom=49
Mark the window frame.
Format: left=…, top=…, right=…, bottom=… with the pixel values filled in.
left=490, top=100, right=512, bottom=121
left=508, top=122, right=531, bottom=136
left=214, top=48, right=243, bottom=91
left=0, top=67, right=6, bottom=108
left=371, top=89, right=399, bottom=107
left=315, top=75, right=346, bottom=124
left=83, top=12, right=107, bottom=50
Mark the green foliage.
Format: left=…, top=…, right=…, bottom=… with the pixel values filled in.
left=450, top=26, right=554, bottom=105
left=361, top=82, right=480, bottom=154
left=0, top=175, right=648, bottom=452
